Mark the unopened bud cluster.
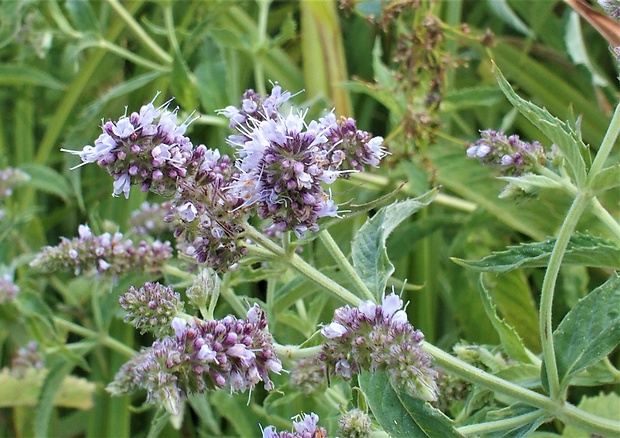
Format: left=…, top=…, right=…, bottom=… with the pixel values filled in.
left=108, top=304, right=281, bottom=414
left=289, top=355, right=326, bottom=394
left=262, top=412, right=327, bottom=438
left=30, top=224, right=172, bottom=278
left=129, top=201, right=172, bottom=236
left=119, top=282, right=184, bottom=336
left=320, top=293, right=438, bottom=402
left=338, top=408, right=372, bottom=438
left=466, top=129, right=546, bottom=176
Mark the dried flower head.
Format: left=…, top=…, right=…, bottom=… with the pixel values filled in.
left=320, top=293, right=438, bottom=402
left=338, top=408, right=372, bottom=438
left=262, top=412, right=327, bottom=438
left=108, top=304, right=281, bottom=414
left=119, top=282, right=185, bottom=336
left=30, top=224, right=172, bottom=278
left=289, top=355, right=326, bottom=394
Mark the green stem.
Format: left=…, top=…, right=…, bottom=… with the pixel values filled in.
left=106, top=0, right=172, bottom=64
left=274, top=344, right=322, bottom=360
left=590, top=196, right=620, bottom=241
left=456, top=410, right=544, bottom=436
left=425, top=343, right=619, bottom=436
left=53, top=316, right=137, bottom=358
left=539, top=192, right=591, bottom=400
left=588, top=103, right=620, bottom=178
left=97, top=39, right=171, bottom=72
left=319, top=230, right=375, bottom=301
left=254, top=0, right=272, bottom=95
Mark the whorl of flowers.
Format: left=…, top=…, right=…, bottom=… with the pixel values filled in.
left=431, top=368, right=472, bottom=416
left=165, top=148, right=249, bottom=271
left=62, top=94, right=203, bottom=198
left=107, top=304, right=282, bottom=414
left=262, top=412, right=327, bottom=438
left=320, top=293, right=438, bottom=402
left=0, top=167, right=29, bottom=199
left=289, top=355, right=326, bottom=394
left=222, top=88, right=386, bottom=238
left=119, top=282, right=184, bottom=337
left=0, top=273, right=19, bottom=303
left=338, top=408, right=372, bottom=438
left=129, top=201, right=171, bottom=236
left=30, top=224, right=172, bottom=278
left=466, top=129, right=546, bottom=176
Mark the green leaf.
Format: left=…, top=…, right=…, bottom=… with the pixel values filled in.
left=34, top=361, right=74, bottom=438
left=443, top=86, right=503, bottom=111
left=497, top=174, right=563, bottom=191
left=147, top=409, right=171, bottom=438
left=478, top=276, right=532, bottom=363
left=565, top=12, right=609, bottom=87
left=494, top=66, right=588, bottom=187
left=589, top=164, right=620, bottom=194
left=352, top=188, right=438, bottom=298
left=452, top=233, right=620, bottom=272
left=485, top=403, right=548, bottom=437
left=488, top=0, right=534, bottom=37
left=561, top=393, right=620, bottom=437
left=0, top=65, right=65, bottom=90
left=19, top=163, right=72, bottom=202
left=359, top=371, right=464, bottom=438
left=64, top=0, right=101, bottom=34
left=542, top=274, right=620, bottom=394
left=170, top=53, right=198, bottom=110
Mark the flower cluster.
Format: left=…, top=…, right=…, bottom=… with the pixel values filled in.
left=0, top=167, right=29, bottom=220
left=338, top=408, right=372, bottom=438
left=223, top=90, right=386, bottom=238
left=262, top=412, right=327, bottom=438
left=289, top=355, right=326, bottom=394
left=108, top=304, right=281, bottom=414
left=63, top=95, right=203, bottom=198
left=431, top=368, right=472, bottom=417
left=30, top=224, right=172, bottom=278
left=320, top=293, right=438, bottom=402
left=599, top=0, right=620, bottom=18
left=219, top=85, right=292, bottom=131
left=0, top=273, right=19, bottom=303
left=466, top=129, right=546, bottom=176
left=129, top=201, right=171, bottom=236
left=119, top=282, right=184, bottom=337
left=11, top=342, right=44, bottom=377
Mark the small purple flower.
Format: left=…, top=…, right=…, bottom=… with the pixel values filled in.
left=598, top=0, right=620, bottom=18
left=30, top=224, right=172, bottom=278
left=466, top=129, right=546, bottom=176
left=0, top=167, right=29, bottom=199
left=129, top=201, right=171, bottom=236
left=320, top=293, right=439, bottom=402
left=261, top=412, right=327, bottom=438
left=0, top=273, right=19, bottom=303
left=62, top=94, right=202, bottom=198
left=108, top=304, right=281, bottom=414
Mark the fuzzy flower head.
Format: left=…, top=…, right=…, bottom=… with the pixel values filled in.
left=108, top=304, right=281, bottom=414
left=289, top=355, right=326, bottom=394
left=0, top=272, right=19, bottom=303
left=119, top=282, right=185, bottom=337
left=262, top=412, right=327, bottom=438
left=30, top=224, right=172, bottom=278
left=165, top=148, right=249, bottom=272
left=218, top=85, right=292, bottom=131
left=129, top=201, right=172, bottom=236
left=466, top=129, right=546, bottom=176
left=320, top=293, right=439, bottom=402
left=338, top=408, right=372, bottom=438
left=63, top=94, right=202, bottom=198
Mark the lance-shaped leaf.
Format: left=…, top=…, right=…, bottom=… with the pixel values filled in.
left=494, top=66, right=588, bottom=187
left=478, top=276, right=533, bottom=363
left=359, top=371, right=464, bottom=438
left=542, top=274, right=620, bottom=394
left=352, top=188, right=438, bottom=298
left=452, top=233, right=620, bottom=273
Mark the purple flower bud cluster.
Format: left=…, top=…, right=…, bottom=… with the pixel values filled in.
left=108, top=304, right=282, bottom=414
left=129, top=201, right=172, bottom=236
left=262, top=412, right=327, bottom=438
left=320, top=293, right=438, bottom=402
left=165, top=148, right=249, bottom=271
left=219, top=86, right=292, bottom=131
left=289, top=355, right=326, bottom=394
left=30, top=224, right=172, bottom=278
left=466, top=129, right=546, bottom=175
left=338, top=408, right=372, bottom=438
left=431, top=368, right=472, bottom=417
left=119, top=282, right=184, bottom=336
left=222, top=87, right=386, bottom=238
left=11, top=342, right=44, bottom=378
left=63, top=95, right=203, bottom=198
left=0, top=167, right=29, bottom=199
left=0, top=273, right=19, bottom=302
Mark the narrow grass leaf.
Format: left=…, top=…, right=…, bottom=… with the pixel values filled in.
left=443, top=86, right=503, bottom=111
left=494, top=66, right=588, bottom=186
left=542, top=274, right=620, bottom=393
left=0, top=65, right=65, bottom=90
left=19, top=163, right=72, bottom=202
left=487, top=0, right=534, bottom=37
left=34, top=361, right=73, bottom=438
left=65, top=0, right=101, bottom=34
left=352, top=188, right=438, bottom=298
left=452, top=233, right=620, bottom=272
left=478, top=276, right=532, bottom=363
left=359, top=371, right=463, bottom=438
